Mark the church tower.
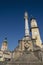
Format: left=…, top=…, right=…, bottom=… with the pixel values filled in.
left=18, top=12, right=33, bottom=51
left=1, top=37, right=8, bottom=51
left=30, top=18, right=42, bottom=48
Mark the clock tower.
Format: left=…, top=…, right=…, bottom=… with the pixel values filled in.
left=30, top=18, right=42, bottom=48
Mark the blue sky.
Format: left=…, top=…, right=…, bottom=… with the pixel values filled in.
left=0, top=0, right=43, bottom=51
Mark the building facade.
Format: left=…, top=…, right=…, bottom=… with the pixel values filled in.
left=0, top=12, right=43, bottom=65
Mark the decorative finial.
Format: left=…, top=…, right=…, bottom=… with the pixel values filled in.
left=30, top=15, right=36, bottom=21
left=3, top=37, right=8, bottom=43
left=24, top=12, right=28, bottom=19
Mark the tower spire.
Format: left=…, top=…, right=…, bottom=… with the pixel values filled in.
left=24, top=12, right=29, bottom=36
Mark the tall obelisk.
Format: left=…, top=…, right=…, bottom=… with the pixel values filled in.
left=24, top=12, right=29, bottom=36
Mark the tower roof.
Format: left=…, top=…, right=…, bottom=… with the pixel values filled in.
left=24, top=12, right=28, bottom=19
